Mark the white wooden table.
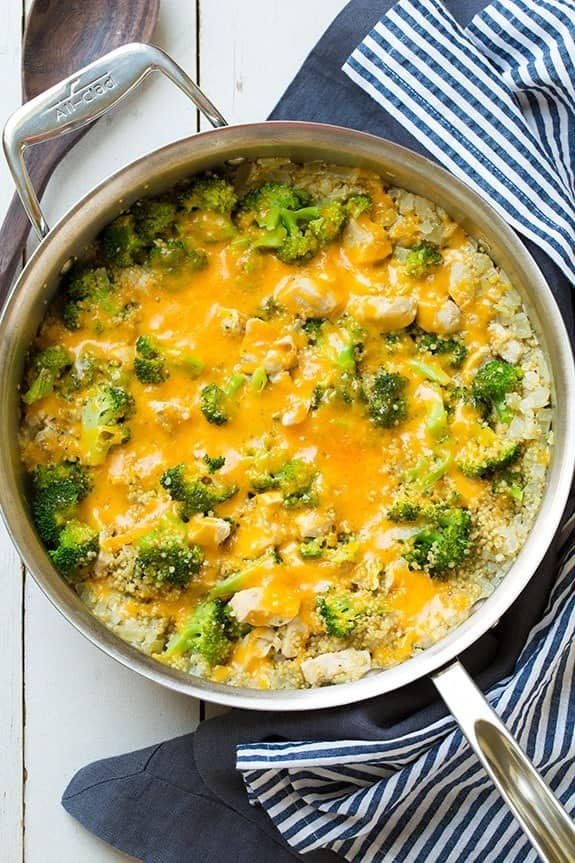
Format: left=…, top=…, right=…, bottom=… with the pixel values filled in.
left=0, top=1, right=346, bottom=859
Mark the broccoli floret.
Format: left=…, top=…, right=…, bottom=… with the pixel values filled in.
left=160, top=463, right=238, bottom=520
left=404, top=453, right=452, bottom=490
left=101, top=214, right=144, bottom=267
left=56, top=350, right=130, bottom=396
left=200, top=383, right=228, bottom=425
left=209, top=549, right=281, bottom=598
left=308, top=200, right=347, bottom=244
left=404, top=506, right=472, bottom=576
left=448, top=386, right=490, bottom=422
left=301, top=317, right=326, bottom=345
left=336, top=371, right=366, bottom=405
left=251, top=366, right=268, bottom=393
left=61, top=266, right=117, bottom=331
left=387, top=500, right=421, bottom=522
left=472, top=360, right=524, bottom=423
left=456, top=434, right=521, bottom=478
left=279, top=460, right=318, bottom=509
left=222, top=603, right=252, bottom=640
left=31, top=461, right=92, bottom=548
left=492, top=470, right=524, bottom=503
left=317, top=352, right=366, bottom=408
left=299, top=539, right=324, bottom=559
left=367, top=367, right=409, bottom=428
left=250, top=459, right=318, bottom=508
left=238, top=183, right=347, bottom=264
left=101, top=198, right=197, bottom=269
left=415, top=333, right=468, bottom=368
left=164, top=598, right=232, bottom=665
left=327, top=535, right=362, bottom=566
left=340, top=315, right=366, bottom=350
left=419, top=385, right=448, bottom=440
left=133, top=198, right=178, bottom=244
left=257, top=296, right=283, bottom=320
left=134, top=335, right=168, bottom=384
left=81, top=384, right=135, bottom=466
left=180, top=173, right=238, bottom=215
left=135, top=524, right=204, bottom=588
left=277, top=201, right=347, bottom=264
left=49, top=519, right=99, bottom=578
left=383, top=332, right=401, bottom=346
left=345, top=194, right=373, bottom=218
left=317, top=591, right=374, bottom=637
left=148, top=238, right=207, bottom=274
left=134, top=335, right=204, bottom=384
left=404, top=243, right=443, bottom=278
left=203, top=454, right=225, bottom=473
left=310, top=384, right=326, bottom=411
left=407, top=358, right=453, bottom=387
left=22, top=346, right=72, bottom=405
left=239, top=182, right=311, bottom=229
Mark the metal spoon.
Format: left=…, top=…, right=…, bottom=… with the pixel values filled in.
left=0, top=0, right=160, bottom=303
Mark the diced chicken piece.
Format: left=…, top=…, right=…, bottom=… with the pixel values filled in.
left=295, top=510, right=334, bottom=538
left=351, top=555, right=383, bottom=591
left=251, top=627, right=282, bottom=658
left=448, top=261, right=475, bottom=307
left=148, top=399, right=193, bottom=432
left=187, top=516, right=232, bottom=547
left=418, top=299, right=461, bottom=334
left=282, top=398, right=309, bottom=427
left=229, top=588, right=265, bottom=622
left=342, top=215, right=393, bottom=265
left=229, top=587, right=300, bottom=627
left=240, top=318, right=276, bottom=372
left=281, top=617, right=309, bottom=659
left=274, top=276, right=339, bottom=317
left=461, top=346, right=490, bottom=386
left=234, top=627, right=282, bottom=669
left=301, top=649, right=371, bottom=686
left=488, top=322, right=525, bottom=365
left=435, top=299, right=462, bottom=334
left=346, top=295, right=417, bottom=332
left=233, top=492, right=289, bottom=556
left=499, top=339, right=524, bottom=364
left=264, top=334, right=298, bottom=375
left=240, top=320, right=298, bottom=375
left=211, top=305, right=247, bottom=336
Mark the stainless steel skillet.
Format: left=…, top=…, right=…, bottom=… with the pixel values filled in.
left=2, top=43, right=575, bottom=861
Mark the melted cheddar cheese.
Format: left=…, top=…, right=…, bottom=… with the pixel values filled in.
left=19, top=160, right=551, bottom=690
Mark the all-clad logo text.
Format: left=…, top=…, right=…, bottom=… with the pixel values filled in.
left=52, top=73, right=117, bottom=121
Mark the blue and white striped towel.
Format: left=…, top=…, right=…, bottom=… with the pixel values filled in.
left=237, top=526, right=575, bottom=863
left=236, top=2, right=575, bottom=860
left=343, top=0, right=575, bottom=286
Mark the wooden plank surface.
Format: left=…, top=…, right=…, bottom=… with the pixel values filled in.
left=0, top=3, right=25, bottom=861
left=0, top=0, right=348, bottom=859
left=20, top=1, right=202, bottom=860
left=199, top=0, right=346, bottom=125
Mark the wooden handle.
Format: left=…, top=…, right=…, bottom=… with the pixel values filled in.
left=0, top=132, right=87, bottom=307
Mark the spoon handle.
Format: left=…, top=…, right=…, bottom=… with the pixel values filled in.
left=0, top=132, right=86, bottom=307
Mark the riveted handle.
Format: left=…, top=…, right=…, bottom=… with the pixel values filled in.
left=433, top=660, right=575, bottom=863
left=2, top=42, right=227, bottom=240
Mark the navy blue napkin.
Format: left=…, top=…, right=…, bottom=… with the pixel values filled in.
left=62, top=2, right=574, bottom=861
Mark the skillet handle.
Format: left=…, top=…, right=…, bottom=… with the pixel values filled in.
left=432, top=660, right=575, bottom=863
left=2, top=42, right=227, bottom=241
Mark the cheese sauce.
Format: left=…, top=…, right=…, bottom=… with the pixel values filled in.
left=19, top=160, right=551, bottom=689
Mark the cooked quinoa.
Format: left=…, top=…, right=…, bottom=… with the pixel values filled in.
left=19, top=159, right=551, bottom=690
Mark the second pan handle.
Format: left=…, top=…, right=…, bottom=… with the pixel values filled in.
left=433, top=659, right=575, bottom=863
left=2, top=42, right=227, bottom=240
